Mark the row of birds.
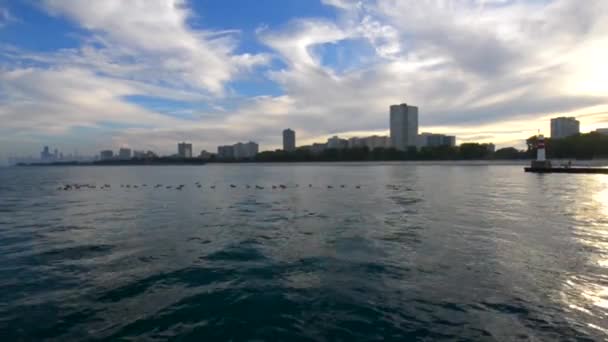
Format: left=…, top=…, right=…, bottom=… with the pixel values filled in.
left=58, top=182, right=362, bottom=191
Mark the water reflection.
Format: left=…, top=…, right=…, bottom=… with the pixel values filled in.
left=561, top=175, right=608, bottom=335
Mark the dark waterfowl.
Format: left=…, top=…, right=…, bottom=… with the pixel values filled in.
left=327, top=185, right=333, bottom=189
left=340, top=185, right=346, bottom=188
left=272, top=185, right=277, bottom=189
left=309, top=184, right=312, bottom=188
left=256, top=185, right=264, bottom=189
left=230, top=184, right=237, bottom=188
left=356, top=185, right=361, bottom=189
left=279, top=184, right=287, bottom=189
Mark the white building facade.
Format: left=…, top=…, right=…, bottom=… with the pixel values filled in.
left=390, top=103, right=419, bottom=150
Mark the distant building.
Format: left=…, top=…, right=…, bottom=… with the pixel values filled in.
left=390, top=103, right=419, bottom=150
left=327, top=136, right=348, bottom=149
left=283, top=129, right=296, bottom=152
left=595, top=128, right=608, bottom=135
left=484, top=143, right=496, bottom=153
left=198, top=150, right=212, bottom=160
left=234, top=142, right=259, bottom=159
left=133, top=150, right=146, bottom=159
left=144, top=150, right=157, bottom=159
left=40, top=146, right=51, bottom=161
left=348, top=135, right=391, bottom=150
left=218, top=142, right=258, bottom=160
left=100, top=150, right=114, bottom=161
left=311, top=143, right=327, bottom=155
left=118, top=148, right=132, bottom=160
left=217, top=145, right=235, bottom=159
left=177, top=142, right=193, bottom=158
left=417, top=133, right=456, bottom=148
left=551, top=117, right=580, bottom=139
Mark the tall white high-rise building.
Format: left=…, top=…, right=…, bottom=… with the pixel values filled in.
left=550, top=117, right=580, bottom=139
left=390, top=103, right=419, bottom=150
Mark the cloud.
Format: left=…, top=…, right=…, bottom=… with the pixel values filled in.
left=42, top=0, right=270, bottom=95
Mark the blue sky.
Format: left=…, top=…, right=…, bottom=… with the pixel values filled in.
left=0, top=0, right=607, bottom=160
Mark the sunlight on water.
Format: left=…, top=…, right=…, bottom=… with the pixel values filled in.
left=561, top=175, right=608, bottom=335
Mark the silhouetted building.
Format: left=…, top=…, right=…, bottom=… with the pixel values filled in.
left=327, top=136, right=348, bottom=149
left=417, top=133, right=456, bottom=148
left=199, top=150, right=213, bottom=160
left=551, top=117, right=580, bottom=139
left=390, top=103, right=419, bottom=150
left=133, top=150, right=146, bottom=159
left=41, top=146, right=51, bottom=161
left=596, top=128, right=608, bottom=135
left=283, top=129, right=296, bottom=152
left=100, top=150, right=114, bottom=160
left=218, top=145, right=235, bottom=159
left=118, top=148, right=132, bottom=160
left=234, top=142, right=259, bottom=159
left=177, top=142, right=193, bottom=158
left=349, top=135, right=391, bottom=149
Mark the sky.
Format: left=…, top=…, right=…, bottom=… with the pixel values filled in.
left=1, top=0, right=607, bottom=161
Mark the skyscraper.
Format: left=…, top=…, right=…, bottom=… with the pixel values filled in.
left=177, top=142, right=193, bottom=158
left=283, top=129, right=296, bottom=152
left=550, top=117, right=580, bottom=139
left=390, top=103, right=419, bottom=150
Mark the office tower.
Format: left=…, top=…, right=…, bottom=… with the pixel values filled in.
left=390, top=103, right=419, bottom=150
left=177, top=142, right=193, bottom=158
left=550, top=117, right=580, bottom=139
left=118, top=148, right=132, bottom=160
left=283, top=129, right=296, bottom=152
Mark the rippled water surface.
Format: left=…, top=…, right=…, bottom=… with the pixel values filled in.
left=1, top=163, right=607, bottom=340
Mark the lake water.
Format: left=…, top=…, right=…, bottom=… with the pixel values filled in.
left=1, top=163, right=607, bottom=340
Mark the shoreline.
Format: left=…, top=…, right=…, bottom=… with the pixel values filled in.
left=12, top=158, right=608, bottom=167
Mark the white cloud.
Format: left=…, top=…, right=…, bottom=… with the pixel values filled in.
left=42, top=0, right=270, bottom=95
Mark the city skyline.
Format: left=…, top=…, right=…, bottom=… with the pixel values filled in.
left=1, top=1, right=608, bottom=164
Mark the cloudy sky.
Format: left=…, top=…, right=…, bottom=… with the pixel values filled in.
left=1, top=0, right=607, bottom=160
